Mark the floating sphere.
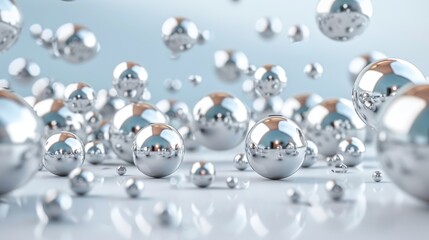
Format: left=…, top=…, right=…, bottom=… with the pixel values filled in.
left=214, top=50, right=249, bottom=82
left=125, top=178, right=144, bottom=198
left=0, top=79, right=10, bottom=89
left=68, top=168, right=95, bottom=195
left=153, top=202, right=183, bottom=227
left=197, top=30, right=210, bottom=45
left=372, top=170, right=382, bottom=182
left=39, top=189, right=72, bottom=221
left=302, top=140, right=319, bottom=168
left=226, top=176, right=238, bottom=189
left=255, top=17, right=282, bottom=39
left=53, top=23, right=100, bottom=63
left=32, top=77, right=65, bottom=101
left=233, top=153, right=249, bottom=171
left=117, top=165, right=127, bottom=176
left=43, top=131, right=84, bottom=176
left=245, top=115, right=307, bottom=180
left=190, top=161, right=216, bottom=188
left=377, top=85, right=429, bottom=202
left=287, top=188, right=301, bottom=203
left=288, top=24, right=310, bottom=42
left=8, top=57, right=40, bottom=83
left=281, top=93, right=323, bottom=128
left=162, top=17, right=199, bottom=54
left=164, top=78, right=182, bottom=93
left=245, top=64, right=257, bottom=76
left=348, top=51, right=386, bottom=84
left=64, top=82, right=96, bottom=114
left=0, top=89, right=43, bottom=195
left=85, top=140, right=106, bottom=165
left=254, top=64, right=287, bottom=97
left=109, top=102, right=168, bottom=163
left=193, top=92, right=249, bottom=150
left=352, top=58, right=426, bottom=129
left=133, top=123, right=184, bottom=178
left=327, top=153, right=344, bottom=167
left=177, top=124, right=199, bottom=151
left=316, top=0, right=373, bottom=41
left=96, top=89, right=126, bottom=121
left=305, top=98, right=366, bottom=156
left=251, top=95, right=283, bottom=120
left=112, top=61, right=148, bottom=102
left=337, top=137, right=365, bottom=167
left=304, top=62, right=324, bottom=79
left=325, top=180, right=344, bottom=201
left=85, top=110, right=103, bottom=130
left=188, top=74, right=202, bottom=86
left=156, top=99, right=190, bottom=127
left=0, top=0, right=22, bottom=52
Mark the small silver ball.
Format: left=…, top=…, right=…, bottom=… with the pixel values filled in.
left=117, top=165, right=127, bottom=176
left=251, top=95, right=283, bottom=121
left=85, top=140, right=107, bottom=165
left=226, top=176, right=238, bottom=189
left=325, top=180, right=344, bottom=201
left=287, top=188, right=301, bottom=203
left=348, top=51, right=386, bottom=84
left=162, top=17, right=199, bottom=54
left=190, top=161, right=216, bottom=188
left=214, top=50, right=249, bottom=82
left=188, top=74, right=202, bottom=86
left=0, top=0, right=22, bottom=52
left=0, top=79, right=10, bottom=89
left=302, top=140, right=319, bottom=168
left=288, top=24, right=310, bottom=42
left=337, top=137, right=365, bottom=167
left=164, top=78, right=182, bottom=93
left=39, top=189, right=72, bottom=221
left=8, top=57, right=40, bottom=83
left=254, top=64, right=287, bottom=97
left=304, top=62, right=323, bottom=79
left=372, top=171, right=382, bottom=183
left=153, top=202, right=183, bottom=227
left=233, top=153, right=249, bottom=171
left=255, top=17, right=282, bottom=39
left=32, top=77, right=64, bottom=101
left=112, top=61, right=148, bottom=102
left=245, top=64, right=257, bottom=76
left=85, top=110, right=103, bottom=130
left=327, top=154, right=344, bottom=167
left=125, top=178, right=144, bottom=198
left=68, top=168, right=95, bottom=195
left=64, top=82, right=96, bottom=114
left=281, top=93, right=323, bottom=128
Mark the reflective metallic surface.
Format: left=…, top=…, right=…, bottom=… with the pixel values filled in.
left=133, top=123, right=184, bottom=178
left=162, top=17, right=199, bottom=54
left=8, top=57, right=40, bottom=83
left=68, top=168, right=95, bottom=196
left=255, top=17, right=282, bottom=39
left=337, top=137, right=365, bottom=167
left=372, top=170, right=382, bottom=182
left=177, top=124, right=199, bottom=151
left=233, top=153, right=249, bottom=171
left=214, top=50, right=249, bottom=82
left=254, top=64, right=287, bottom=97
left=31, top=77, right=64, bottom=101
left=245, top=115, right=307, bottom=180
left=190, top=161, right=216, bottom=188
left=348, top=51, right=386, bottom=84
left=304, top=62, right=324, bottom=79
left=305, top=98, right=366, bottom=156
left=251, top=95, right=283, bottom=121
left=124, top=178, right=144, bottom=198
left=281, top=93, right=323, bottom=128
left=95, top=89, right=126, bottom=121
left=37, top=189, right=72, bottom=221
left=156, top=99, right=189, bottom=128
left=302, top=140, right=319, bottom=168
left=84, top=140, right=107, bottom=165
left=0, top=0, right=22, bottom=52
left=226, top=176, right=238, bottom=188
left=288, top=24, right=310, bottom=42
left=325, top=179, right=344, bottom=201
left=112, top=61, right=148, bottom=102
left=352, top=58, right=427, bottom=129
left=193, top=92, right=249, bottom=150
left=116, top=165, right=126, bottom=176
left=64, top=82, right=96, bottom=114
left=153, top=202, right=183, bottom=227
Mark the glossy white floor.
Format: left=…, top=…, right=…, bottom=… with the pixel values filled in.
left=0, top=145, right=428, bottom=240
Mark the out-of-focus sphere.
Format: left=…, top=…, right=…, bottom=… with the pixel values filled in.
left=352, top=58, right=426, bottom=129
left=348, top=51, right=386, bottom=84
left=245, top=64, right=257, bottom=77
left=85, top=140, right=106, bottom=165
left=287, top=188, right=301, bottom=203
left=96, top=90, right=126, bottom=121
left=39, top=189, right=72, bottom=221
left=281, top=93, right=323, bottom=128
left=68, top=168, right=95, bottom=195
left=109, top=102, right=168, bottom=163
left=251, top=95, right=283, bottom=120
left=8, top=58, right=40, bottom=83
left=226, top=176, right=238, bottom=189
left=254, top=64, right=287, bottom=97
left=85, top=110, right=102, bottom=130
left=39, top=28, right=54, bottom=49
left=153, top=202, right=183, bottom=227
left=377, top=85, right=429, bottom=202
left=112, top=61, right=148, bottom=102
left=177, top=124, right=199, bottom=151
left=372, top=170, right=382, bottom=182
left=328, top=153, right=344, bottom=167
left=0, top=0, right=22, bottom=52
left=305, top=98, right=366, bottom=156
left=304, top=62, right=324, bottom=79
left=325, top=180, right=344, bottom=201
left=53, top=23, right=100, bottom=63
left=337, top=137, right=365, bottom=167
left=233, top=153, right=249, bottom=171
left=156, top=99, right=189, bottom=128
left=125, top=178, right=144, bottom=198
left=43, top=131, right=84, bottom=176
left=164, top=78, right=182, bottom=93
left=188, top=74, right=202, bottom=86
left=133, top=123, right=184, bottom=178
left=193, top=92, right=249, bottom=150
left=0, top=89, right=43, bottom=195
left=316, top=0, right=373, bottom=41
left=0, top=79, right=10, bottom=89
left=117, top=165, right=127, bottom=176
left=197, top=30, right=210, bottom=45
left=245, top=115, right=307, bottom=180
left=302, top=140, right=319, bottom=168
left=32, top=78, right=65, bottom=101
left=29, top=23, right=43, bottom=38
left=255, top=17, right=282, bottom=39
left=190, top=161, right=216, bottom=188
left=64, top=82, right=96, bottom=114
left=214, top=50, right=249, bottom=82
left=162, top=17, right=199, bottom=53
left=288, top=24, right=310, bottom=42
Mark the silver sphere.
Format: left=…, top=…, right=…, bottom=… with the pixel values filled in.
left=0, top=0, right=22, bottom=52
left=288, top=24, right=310, bottom=42
left=190, top=161, right=216, bottom=188
left=304, top=62, right=323, bottom=79
left=188, top=74, right=202, bottom=86
left=193, top=92, right=249, bottom=150
left=96, top=89, right=126, bottom=121
left=68, top=168, right=95, bottom=196
left=337, top=137, right=365, bottom=167
left=305, top=98, right=366, bottom=156
left=251, top=95, right=283, bottom=121
left=153, top=202, right=183, bottom=227
left=233, top=153, right=249, bottom=171
left=287, top=188, right=301, bottom=203
left=117, top=165, right=127, bottom=176
left=109, top=102, right=168, bottom=163
left=325, top=180, right=344, bottom=201
left=255, top=17, right=282, bottom=39
left=281, top=93, right=323, bottom=128
left=372, top=170, right=382, bottom=183
left=302, top=140, right=319, bottom=168
left=177, top=124, right=199, bottom=151
left=31, top=77, right=65, bottom=102
left=316, top=0, right=373, bottom=41
left=85, top=110, right=103, bottom=130
left=245, top=115, right=307, bottom=180
left=254, top=64, right=287, bottom=97
left=53, top=23, right=100, bottom=63
left=0, top=89, right=43, bottom=195
left=39, top=189, right=72, bottom=221
left=0, top=79, right=10, bottom=90
left=327, top=153, right=344, bottom=167
left=214, top=49, right=249, bottom=82
left=197, top=30, right=210, bottom=45
left=112, top=61, right=148, bottom=102
left=352, top=58, right=426, bottom=129
left=8, top=57, right=40, bottom=83
left=43, top=131, right=84, bottom=176
left=125, top=178, right=144, bottom=198
left=84, top=140, right=107, bottom=165
left=348, top=51, right=386, bottom=84
left=226, top=176, right=238, bottom=189
left=377, top=85, right=429, bottom=202
left=156, top=99, right=190, bottom=128
left=162, top=17, right=199, bottom=54
left=164, top=78, right=182, bottom=93
left=133, top=123, right=184, bottom=178
left=64, top=82, right=96, bottom=114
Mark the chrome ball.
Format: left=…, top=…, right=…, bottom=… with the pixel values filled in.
left=254, top=64, right=287, bottom=97
left=68, top=168, right=95, bottom=196
left=348, top=51, right=386, bottom=84
left=281, top=93, right=323, bottom=128
left=214, top=49, right=249, bottom=82
left=337, top=137, right=365, bottom=167
left=32, top=77, right=65, bottom=102
left=177, top=124, right=199, bottom=151
left=190, top=161, right=215, bottom=188
left=85, top=110, right=103, bottom=130
left=251, top=95, right=283, bottom=121
left=162, top=17, right=199, bottom=54
left=112, top=61, right=148, bottom=102
left=372, top=170, right=382, bottom=183
left=325, top=179, right=344, bottom=201
left=225, top=176, right=238, bottom=189
left=64, top=82, right=96, bottom=114
left=305, top=98, right=366, bottom=156
left=38, top=189, right=72, bottom=221
left=304, top=62, right=323, bottom=79
left=245, top=115, right=307, bottom=180
left=352, top=58, right=426, bottom=129
left=302, top=140, right=319, bottom=168
left=0, top=89, right=43, bottom=195
left=117, top=165, right=127, bottom=176
left=43, top=131, right=84, bottom=176
left=255, top=17, right=282, bottom=39
left=133, top=123, right=184, bottom=178
left=125, top=178, right=144, bottom=198
left=233, top=153, right=249, bottom=171
left=84, top=140, right=107, bottom=165
left=153, top=202, right=183, bottom=227
left=96, top=89, right=126, bottom=121
left=156, top=99, right=190, bottom=128
left=8, top=57, right=40, bottom=83
left=287, top=188, right=301, bottom=204
left=193, top=92, right=249, bottom=150
left=0, top=0, right=22, bottom=52
left=287, top=24, right=310, bottom=42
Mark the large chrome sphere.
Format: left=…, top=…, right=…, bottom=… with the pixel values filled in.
left=162, top=17, right=199, bottom=54
left=352, top=58, right=427, bottom=129
left=245, top=115, right=307, bottom=180
left=109, top=102, right=168, bottom=163
left=64, top=82, right=96, bottom=114
left=193, top=92, right=249, bottom=150
left=377, top=85, right=429, bottom=202
left=254, top=64, right=287, bottom=97
left=348, top=51, right=386, bottom=84
left=316, top=0, right=373, bottom=41
left=214, top=50, right=249, bottom=82
left=305, top=98, right=366, bottom=156
left=0, top=89, right=43, bottom=195
left=112, top=61, right=148, bottom=102
left=281, top=93, right=323, bottom=128
left=0, top=0, right=22, bottom=53
left=133, top=123, right=184, bottom=178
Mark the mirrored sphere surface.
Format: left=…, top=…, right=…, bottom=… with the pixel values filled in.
left=190, top=161, right=216, bottom=188
left=64, top=82, right=96, bottom=114
left=281, top=93, right=323, bottom=128
left=302, top=140, right=319, bottom=168
left=254, top=64, right=287, bottom=97
left=112, top=61, right=148, bottom=102
left=348, top=51, right=386, bottom=84
left=214, top=50, right=249, bottom=82
left=0, top=0, right=22, bottom=52
left=337, top=137, right=365, bottom=167
left=162, top=17, right=199, bottom=54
